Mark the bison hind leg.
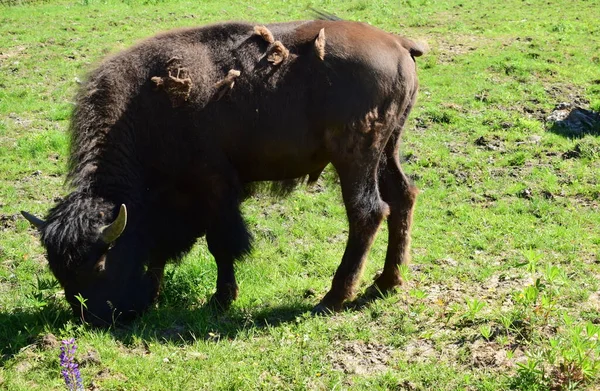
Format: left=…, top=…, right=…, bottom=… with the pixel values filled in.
left=314, top=149, right=390, bottom=314
left=359, top=155, right=417, bottom=304
left=362, top=103, right=419, bottom=302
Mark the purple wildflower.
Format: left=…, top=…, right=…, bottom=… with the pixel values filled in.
left=59, top=338, right=84, bottom=391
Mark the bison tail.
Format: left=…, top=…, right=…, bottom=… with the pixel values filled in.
left=398, top=37, right=429, bottom=58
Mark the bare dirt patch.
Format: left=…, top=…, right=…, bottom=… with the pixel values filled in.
left=37, top=333, right=59, bottom=350
left=586, top=291, right=600, bottom=313
left=116, top=340, right=151, bottom=357
left=0, top=214, right=19, bottom=230
left=0, top=46, right=26, bottom=62
left=80, top=349, right=101, bottom=366
left=93, top=368, right=128, bottom=383
left=13, top=360, right=32, bottom=373
left=475, top=135, right=506, bottom=152
left=419, top=270, right=533, bottom=308
left=545, top=85, right=590, bottom=108
left=6, top=113, right=34, bottom=129
left=329, top=341, right=393, bottom=375
left=432, top=35, right=482, bottom=64
left=468, top=339, right=526, bottom=369
left=399, top=339, right=437, bottom=364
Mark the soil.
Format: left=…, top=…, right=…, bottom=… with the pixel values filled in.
left=400, top=339, right=437, bottom=364
left=79, top=349, right=101, bottom=366
left=434, top=35, right=480, bottom=64
left=0, top=214, right=19, bottom=230
left=468, top=339, right=525, bottom=369
left=329, top=341, right=393, bottom=375
left=38, top=333, right=59, bottom=350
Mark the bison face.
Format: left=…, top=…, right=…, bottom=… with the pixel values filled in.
left=61, top=239, right=160, bottom=327
left=23, top=201, right=159, bottom=326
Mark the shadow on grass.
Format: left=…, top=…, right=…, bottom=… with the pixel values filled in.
left=0, top=303, right=72, bottom=362
left=0, top=298, right=314, bottom=362
left=110, top=300, right=315, bottom=346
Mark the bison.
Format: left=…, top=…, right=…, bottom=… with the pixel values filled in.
left=22, top=17, right=425, bottom=326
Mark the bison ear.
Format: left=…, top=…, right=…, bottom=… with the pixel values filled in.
left=21, top=211, right=45, bottom=230
left=100, top=204, right=127, bottom=244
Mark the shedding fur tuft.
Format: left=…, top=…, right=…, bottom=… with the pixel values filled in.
left=253, top=25, right=275, bottom=44
left=213, top=69, right=241, bottom=100
left=151, top=58, right=193, bottom=107
left=267, top=41, right=289, bottom=66
left=314, top=28, right=326, bottom=60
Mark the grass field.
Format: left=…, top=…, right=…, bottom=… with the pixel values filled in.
left=1, top=0, right=599, bottom=390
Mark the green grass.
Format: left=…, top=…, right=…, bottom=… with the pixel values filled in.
left=1, top=0, right=600, bottom=390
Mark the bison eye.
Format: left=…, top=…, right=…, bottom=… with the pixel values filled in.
left=95, top=254, right=107, bottom=273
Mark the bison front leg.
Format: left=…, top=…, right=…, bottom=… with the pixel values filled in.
left=313, top=161, right=389, bottom=314
left=206, top=207, right=251, bottom=310
left=205, top=175, right=252, bottom=311
left=207, top=253, right=238, bottom=310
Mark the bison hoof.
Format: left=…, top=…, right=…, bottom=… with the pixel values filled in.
left=349, top=281, right=402, bottom=309
left=311, top=303, right=335, bottom=316
left=208, top=283, right=239, bottom=312
left=208, top=295, right=233, bottom=312
left=370, top=271, right=404, bottom=294
left=363, top=284, right=394, bottom=299
left=311, top=297, right=344, bottom=316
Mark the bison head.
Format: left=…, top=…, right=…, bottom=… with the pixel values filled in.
left=22, top=195, right=160, bottom=326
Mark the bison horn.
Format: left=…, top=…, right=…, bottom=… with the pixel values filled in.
left=21, top=211, right=46, bottom=230
left=100, top=204, right=127, bottom=244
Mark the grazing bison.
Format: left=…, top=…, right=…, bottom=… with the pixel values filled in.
left=22, top=18, right=425, bottom=326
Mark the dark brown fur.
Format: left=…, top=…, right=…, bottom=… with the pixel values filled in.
left=24, top=19, right=424, bottom=325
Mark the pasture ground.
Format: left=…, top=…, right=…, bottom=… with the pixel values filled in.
left=1, top=0, right=599, bottom=390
